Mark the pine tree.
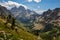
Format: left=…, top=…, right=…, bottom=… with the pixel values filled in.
left=11, top=18, right=16, bottom=30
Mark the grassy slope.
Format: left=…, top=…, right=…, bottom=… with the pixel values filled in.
left=0, top=17, right=42, bottom=40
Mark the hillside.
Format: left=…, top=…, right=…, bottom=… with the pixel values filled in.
left=31, top=8, right=60, bottom=40
left=0, top=16, right=42, bottom=40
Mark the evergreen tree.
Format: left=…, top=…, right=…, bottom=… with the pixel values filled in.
left=11, top=18, right=16, bottom=29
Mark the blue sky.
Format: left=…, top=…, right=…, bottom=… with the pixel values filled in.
left=0, top=0, right=60, bottom=14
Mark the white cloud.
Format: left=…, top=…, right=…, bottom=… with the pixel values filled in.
left=34, top=0, right=41, bottom=3
left=34, top=9, right=46, bottom=14
left=34, top=6, right=46, bottom=14
left=26, top=0, right=41, bottom=3
left=0, top=1, right=28, bottom=9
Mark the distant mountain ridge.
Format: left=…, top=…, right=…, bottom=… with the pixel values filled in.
left=41, top=8, right=60, bottom=23
left=0, top=5, right=11, bottom=18
left=10, top=6, right=40, bottom=23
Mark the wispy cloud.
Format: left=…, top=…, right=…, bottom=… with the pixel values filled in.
left=0, top=1, right=28, bottom=9
left=34, top=6, right=46, bottom=14
left=34, top=0, right=41, bottom=3
left=26, top=0, right=32, bottom=2
left=34, top=9, right=46, bottom=14
left=26, top=0, right=42, bottom=3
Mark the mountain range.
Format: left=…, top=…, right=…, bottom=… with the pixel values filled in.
left=0, top=5, right=60, bottom=31
left=10, top=6, right=40, bottom=24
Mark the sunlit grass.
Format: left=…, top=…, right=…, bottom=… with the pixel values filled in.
left=0, top=18, right=41, bottom=40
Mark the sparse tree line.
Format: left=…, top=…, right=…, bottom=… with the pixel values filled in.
left=0, top=12, right=18, bottom=33
left=5, top=14, right=15, bottom=29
